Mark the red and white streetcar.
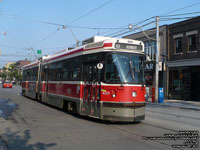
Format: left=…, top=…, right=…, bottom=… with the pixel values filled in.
left=22, top=36, right=146, bottom=122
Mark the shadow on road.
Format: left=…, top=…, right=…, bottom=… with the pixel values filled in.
left=0, top=99, right=18, bottom=120
left=0, top=128, right=56, bottom=150
left=72, top=113, right=141, bottom=125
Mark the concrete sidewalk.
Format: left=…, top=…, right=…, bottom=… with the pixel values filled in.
left=146, top=99, right=200, bottom=111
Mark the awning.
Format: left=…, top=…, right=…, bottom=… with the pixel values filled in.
left=166, top=58, right=200, bottom=67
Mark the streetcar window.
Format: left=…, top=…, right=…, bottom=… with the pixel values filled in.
left=62, top=59, right=71, bottom=80
left=56, top=61, right=63, bottom=80
left=84, top=54, right=100, bottom=62
left=72, top=70, right=79, bottom=79
left=61, top=56, right=82, bottom=81
left=49, top=63, right=56, bottom=81
left=22, top=67, right=38, bottom=81
left=105, top=53, right=144, bottom=84
left=22, top=70, right=27, bottom=81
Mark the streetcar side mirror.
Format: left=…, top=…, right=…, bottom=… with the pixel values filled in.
left=97, top=63, right=103, bottom=84
left=97, top=63, right=103, bottom=70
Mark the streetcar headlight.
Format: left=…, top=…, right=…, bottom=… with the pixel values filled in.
left=132, top=91, right=137, bottom=97
left=111, top=90, right=116, bottom=98
left=112, top=94, right=116, bottom=98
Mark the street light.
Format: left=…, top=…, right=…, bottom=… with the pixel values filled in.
left=3, top=32, right=7, bottom=36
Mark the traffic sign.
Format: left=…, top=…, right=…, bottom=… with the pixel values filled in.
left=37, top=50, right=42, bottom=55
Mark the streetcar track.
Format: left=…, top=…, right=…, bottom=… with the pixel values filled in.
left=105, top=123, right=184, bottom=150
left=0, top=135, right=8, bottom=150
left=147, top=103, right=200, bottom=111
left=146, top=109, right=200, bottom=120
left=141, top=122, right=178, bottom=132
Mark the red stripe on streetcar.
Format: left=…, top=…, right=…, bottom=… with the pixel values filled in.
left=44, top=43, right=113, bottom=63
left=23, top=62, right=39, bottom=69
left=103, top=43, right=112, bottom=47
left=45, top=48, right=84, bottom=62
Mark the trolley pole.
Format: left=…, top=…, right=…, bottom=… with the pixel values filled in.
left=155, top=16, right=160, bottom=103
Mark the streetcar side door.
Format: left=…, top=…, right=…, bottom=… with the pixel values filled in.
left=43, top=65, right=49, bottom=102
left=82, top=63, right=101, bottom=117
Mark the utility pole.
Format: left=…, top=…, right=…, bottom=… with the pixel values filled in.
left=30, top=47, right=38, bottom=60
left=155, top=16, right=160, bottom=103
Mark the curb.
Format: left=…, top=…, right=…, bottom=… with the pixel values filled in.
left=146, top=101, right=200, bottom=111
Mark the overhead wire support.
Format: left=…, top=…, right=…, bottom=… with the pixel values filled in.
left=110, top=21, right=155, bottom=37
left=30, top=47, right=38, bottom=60
left=105, top=16, right=155, bottom=37
left=69, top=27, right=80, bottom=47
left=29, top=0, right=114, bottom=52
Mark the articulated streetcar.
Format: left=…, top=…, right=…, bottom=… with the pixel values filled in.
left=22, top=36, right=146, bottom=122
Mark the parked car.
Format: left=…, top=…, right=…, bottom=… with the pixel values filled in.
left=11, top=81, right=16, bottom=84
left=2, top=81, right=13, bottom=88
left=0, top=80, right=2, bottom=84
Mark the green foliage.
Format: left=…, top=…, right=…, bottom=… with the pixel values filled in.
left=0, top=63, right=22, bottom=81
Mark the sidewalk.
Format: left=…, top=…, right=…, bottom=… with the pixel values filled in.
left=146, top=98, right=200, bottom=111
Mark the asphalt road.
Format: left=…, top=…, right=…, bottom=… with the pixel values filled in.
left=0, top=85, right=199, bottom=150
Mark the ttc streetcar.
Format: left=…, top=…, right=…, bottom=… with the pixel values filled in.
left=22, top=36, right=146, bottom=122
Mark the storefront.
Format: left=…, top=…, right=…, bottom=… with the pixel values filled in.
left=144, top=61, right=155, bottom=86
left=167, top=59, right=200, bottom=101
left=144, top=61, right=155, bottom=100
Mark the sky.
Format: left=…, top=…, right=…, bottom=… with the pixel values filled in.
left=0, top=0, right=199, bottom=68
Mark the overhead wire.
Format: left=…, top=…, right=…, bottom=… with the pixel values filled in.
left=104, top=16, right=155, bottom=37
left=0, top=44, right=28, bottom=50
left=159, top=2, right=200, bottom=16
left=160, top=16, right=200, bottom=21
left=27, top=0, right=114, bottom=58
left=0, top=24, right=28, bottom=49
left=1, top=1, right=200, bottom=65
left=1, top=54, right=34, bottom=57
left=110, top=20, right=155, bottom=37
left=31, top=29, right=60, bottom=48
left=159, top=11, right=200, bottom=17
left=66, top=0, right=113, bottom=26
left=113, top=3, right=200, bottom=39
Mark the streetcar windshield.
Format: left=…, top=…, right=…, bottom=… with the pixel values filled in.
left=105, top=53, right=144, bottom=84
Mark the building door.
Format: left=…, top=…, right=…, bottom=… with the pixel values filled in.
left=190, top=67, right=200, bottom=101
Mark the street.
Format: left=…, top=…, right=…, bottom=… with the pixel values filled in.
left=0, top=85, right=200, bottom=150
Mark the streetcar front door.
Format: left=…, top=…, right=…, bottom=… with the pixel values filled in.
left=82, top=63, right=101, bottom=117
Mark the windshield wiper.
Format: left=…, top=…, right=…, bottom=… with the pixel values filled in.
left=124, top=58, right=135, bottom=81
left=129, top=60, right=135, bottom=80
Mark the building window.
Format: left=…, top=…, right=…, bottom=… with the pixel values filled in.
left=174, top=38, right=182, bottom=54
left=144, top=41, right=156, bottom=61
left=188, top=34, right=196, bottom=52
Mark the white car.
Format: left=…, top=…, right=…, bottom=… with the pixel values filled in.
left=0, top=80, right=2, bottom=84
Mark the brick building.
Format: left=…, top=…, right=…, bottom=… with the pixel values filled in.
left=16, top=59, right=31, bottom=69
left=166, top=16, right=200, bottom=101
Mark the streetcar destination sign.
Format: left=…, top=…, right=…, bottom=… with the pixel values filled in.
left=115, top=43, right=143, bottom=50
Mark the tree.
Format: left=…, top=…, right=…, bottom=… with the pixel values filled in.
left=0, top=63, right=22, bottom=82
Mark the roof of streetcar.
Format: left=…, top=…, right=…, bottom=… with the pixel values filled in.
left=23, top=36, right=144, bottom=69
